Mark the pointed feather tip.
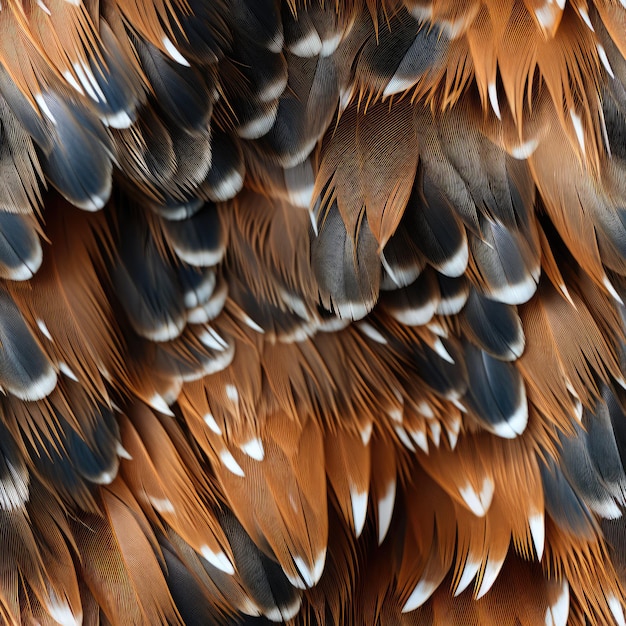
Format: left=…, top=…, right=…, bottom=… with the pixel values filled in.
left=286, top=550, right=327, bottom=589
left=445, top=413, right=462, bottom=450
left=488, top=81, right=501, bottom=120
left=545, top=581, right=569, bottom=626
left=394, top=424, right=416, bottom=452
left=240, top=438, right=265, bottom=461
left=58, top=362, right=79, bottom=382
left=162, top=36, right=191, bottom=67
left=219, top=449, right=245, bottom=477
left=350, top=486, right=369, bottom=537
left=429, top=420, right=441, bottom=447
left=603, top=276, right=624, bottom=305
left=36, top=319, right=53, bottom=341
left=459, top=477, right=495, bottom=517
left=490, top=394, right=528, bottom=439
left=377, top=479, right=396, bottom=544
left=529, top=510, right=545, bottom=560
left=200, top=545, right=235, bottom=575
left=432, top=337, right=455, bottom=363
left=115, top=441, right=132, bottom=461
left=577, top=6, right=594, bottom=30
left=597, top=44, right=615, bottom=79
left=45, top=589, right=82, bottom=626
left=410, top=428, right=429, bottom=453
left=402, top=578, right=439, bottom=613
left=475, top=556, right=505, bottom=599
left=264, top=595, right=302, bottom=622
left=357, top=321, right=388, bottom=344
left=360, top=421, right=373, bottom=445
left=383, top=75, right=419, bottom=98
left=148, top=394, right=175, bottom=416
left=454, top=557, right=481, bottom=596
left=204, top=412, right=222, bottom=435
left=608, top=594, right=626, bottom=626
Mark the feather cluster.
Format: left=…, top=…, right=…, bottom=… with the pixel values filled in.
left=0, top=0, right=625, bottom=624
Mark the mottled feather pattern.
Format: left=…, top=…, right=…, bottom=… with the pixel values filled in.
left=0, top=1, right=625, bottom=625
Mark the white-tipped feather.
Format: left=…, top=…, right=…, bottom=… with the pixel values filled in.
left=162, top=36, right=191, bottom=66
left=608, top=595, right=626, bottom=626
left=240, top=438, right=265, bottom=461
left=219, top=449, right=245, bottom=477
left=350, top=487, right=368, bottom=538
left=475, top=555, right=505, bottom=599
left=402, top=578, right=439, bottom=612
left=377, top=480, right=396, bottom=545
left=459, top=477, right=495, bottom=517
left=529, top=510, right=545, bottom=560
left=200, top=546, right=235, bottom=575
left=545, top=581, right=569, bottom=626
left=454, top=557, right=481, bottom=596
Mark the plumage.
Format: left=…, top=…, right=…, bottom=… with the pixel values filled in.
left=2, top=1, right=626, bottom=625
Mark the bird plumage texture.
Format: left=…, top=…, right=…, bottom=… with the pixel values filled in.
left=0, top=0, right=626, bottom=624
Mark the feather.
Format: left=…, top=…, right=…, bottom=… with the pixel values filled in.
left=134, top=34, right=213, bottom=131
left=314, top=97, right=419, bottom=247
left=229, top=0, right=284, bottom=53
left=111, top=206, right=187, bottom=342
left=219, top=509, right=303, bottom=621
left=8, top=198, right=119, bottom=399
left=119, top=404, right=233, bottom=572
left=74, top=480, right=181, bottom=625
left=258, top=52, right=342, bottom=166
left=382, top=268, right=440, bottom=327
left=463, top=341, right=528, bottom=438
left=1, top=2, right=626, bottom=624
left=312, top=200, right=381, bottom=319
left=0, top=212, right=42, bottom=281
left=202, top=131, right=245, bottom=203
left=37, top=92, right=113, bottom=211
left=216, top=412, right=328, bottom=590
left=161, top=201, right=225, bottom=267
left=460, top=289, right=525, bottom=361
left=353, top=7, right=449, bottom=97
left=168, top=0, right=232, bottom=65
left=0, top=286, right=56, bottom=401
left=0, top=84, right=44, bottom=216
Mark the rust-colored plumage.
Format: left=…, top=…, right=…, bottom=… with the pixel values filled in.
left=1, top=0, right=626, bottom=624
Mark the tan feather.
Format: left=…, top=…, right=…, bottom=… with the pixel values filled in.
left=314, top=97, right=419, bottom=247
left=8, top=196, right=124, bottom=402
left=119, top=404, right=233, bottom=572
left=215, top=412, right=328, bottom=589
left=75, top=479, right=182, bottom=625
